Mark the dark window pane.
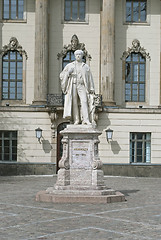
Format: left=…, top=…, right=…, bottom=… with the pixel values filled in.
left=140, top=2, right=146, bottom=22
left=72, top=0, right=78, bottom=20
left=12, top=154, right=17, bottom=161
left=4, top=132, right=10, bottom=138
left=79, top=0, right=85, bottom=20
left=137, top=133, right=143, bottom=140
left=65, top=0, right=71, bottom=20
left=133, top=2, right=139, bottom=22
left=3, top=0, right=9, bottom=19
left=126, top=1, right=132, bottom=22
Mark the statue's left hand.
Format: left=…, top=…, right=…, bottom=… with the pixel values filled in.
left=89, top=90, right=95, bottom=95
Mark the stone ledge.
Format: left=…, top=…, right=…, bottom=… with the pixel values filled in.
left=36, top=190, right=126, bottom=204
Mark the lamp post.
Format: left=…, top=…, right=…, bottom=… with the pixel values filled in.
left=105, top=128, right=113, bottom=142
left=35, top=127, right=43, bottom=143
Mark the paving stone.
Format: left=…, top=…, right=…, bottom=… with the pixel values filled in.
left=0, top=175, right=161, bottom=239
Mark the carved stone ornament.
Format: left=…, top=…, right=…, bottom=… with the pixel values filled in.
left=47, top=94, right=63, bottom=107
left=57, top=34, right=91, bottom=61
left=49, top=108, right=58, bottom=138
left=121, top=39, right=151, bottom=61
left=0, top=37, right=28, bottom=59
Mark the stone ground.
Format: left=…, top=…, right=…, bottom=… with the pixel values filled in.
left=0, top=175, right=161, bottom=240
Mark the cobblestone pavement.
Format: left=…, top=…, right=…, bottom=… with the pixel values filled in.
left=0, top=175, right=161, bottom=240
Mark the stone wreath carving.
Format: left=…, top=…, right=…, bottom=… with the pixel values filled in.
left=57, top=34, right=91, bottom=61
left=121, top=39, right=151, bottom=61
left=0, top=37, right=28, bottom=59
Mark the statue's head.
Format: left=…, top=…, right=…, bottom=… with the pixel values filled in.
left=74, top=49, right=84, bottom=57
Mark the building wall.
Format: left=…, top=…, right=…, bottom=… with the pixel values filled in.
left=115, top=0, right=161, bottom=107
left=0, top=109, right=53, bottom=163
left=98, top=109, right=161, bottom=164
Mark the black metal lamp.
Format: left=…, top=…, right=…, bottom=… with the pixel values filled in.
left=35, top=127, right=43, bottom=143
left=105, top=128, right=113, bottom=142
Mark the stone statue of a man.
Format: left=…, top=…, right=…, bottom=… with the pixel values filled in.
left=60, top=50, right=95, bottom=125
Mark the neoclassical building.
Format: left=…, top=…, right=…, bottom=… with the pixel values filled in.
left=0, top=0, right=161, bottom=177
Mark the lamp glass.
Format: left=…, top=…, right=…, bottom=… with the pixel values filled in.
left=35, top=128, right=42, bottom=139
left=106, top=128, right=113, bottom=141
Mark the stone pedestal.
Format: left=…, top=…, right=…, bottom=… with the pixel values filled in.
left=36, top=125, right=125, bottom=203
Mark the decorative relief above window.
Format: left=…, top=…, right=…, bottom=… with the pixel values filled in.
left=121, top=39, right=151, bottom=61
left=0, top=37, right=28, bottom=59
left=57, top=34, right=91, bottom=62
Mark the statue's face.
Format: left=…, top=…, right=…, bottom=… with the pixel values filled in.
left=75, top=52, right=83, bottom=62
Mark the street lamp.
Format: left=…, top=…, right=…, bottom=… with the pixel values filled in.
left=35, top=127, right=43, bottom=143
left=105, top=128, right=113, bottom=142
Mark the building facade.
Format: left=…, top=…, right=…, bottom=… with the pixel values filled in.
left=0, top=0, right=161, bottom=176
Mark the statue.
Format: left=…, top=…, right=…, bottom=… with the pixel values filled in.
left=60, top=50, right=95, bottom=125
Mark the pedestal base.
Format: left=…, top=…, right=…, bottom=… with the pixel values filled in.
left=35, top=125, right=125, bottom=204
left=36, top=190, right=125, bottom=204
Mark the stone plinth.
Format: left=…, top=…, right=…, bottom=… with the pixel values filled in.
left=36, top=125, right=125, bottom=203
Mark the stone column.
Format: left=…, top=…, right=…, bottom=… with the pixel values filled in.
left=33, top=0, right=48, bottom=105
left=100, top=0, right=115, bottom=105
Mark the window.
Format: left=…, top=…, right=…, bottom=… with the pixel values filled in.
left=2, top=51, right=23, bottom=100
left=126, top=0, right=147, bottom=23
left=64, top=0, right=86, bottom=21
left=125, top=53, right=145, bottom=102
left=0, top=131, right=17, bottom=161
left=130, top=133, right=151, bottom=163
left=2, top=0, right=24, bottom=20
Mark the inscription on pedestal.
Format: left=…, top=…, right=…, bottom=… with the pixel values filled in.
left=70, top=141, right=91, bottom=169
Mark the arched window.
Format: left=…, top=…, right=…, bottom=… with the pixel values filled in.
left=0, top=37, right=28, bottom=103
left=125, top=52, right=145, bottom=102
left=2, top=51, right=23, bottom=100
left=122, top=39, right=151, bottom=104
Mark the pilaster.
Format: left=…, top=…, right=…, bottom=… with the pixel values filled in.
left=33, top=0, right=48, bottom=105
left=100, top=0, right=115, bottom=106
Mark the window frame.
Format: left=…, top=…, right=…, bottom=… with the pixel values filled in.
left=125, top=52, right=146, bottom=102
left=2, top=50, right=23, bottom=100
left=0, top=38, right=27, bottom=105
left=62, top=0, right=89, bottom=24
left=121, top=39, right=151, bottom=107
left=123, top=0, right=150, bottom=25
left=130, top=132, right=151, bottom=164
left=0, top=131, right=17, bottom=162
left=0, top=0, right=27, bottom=23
